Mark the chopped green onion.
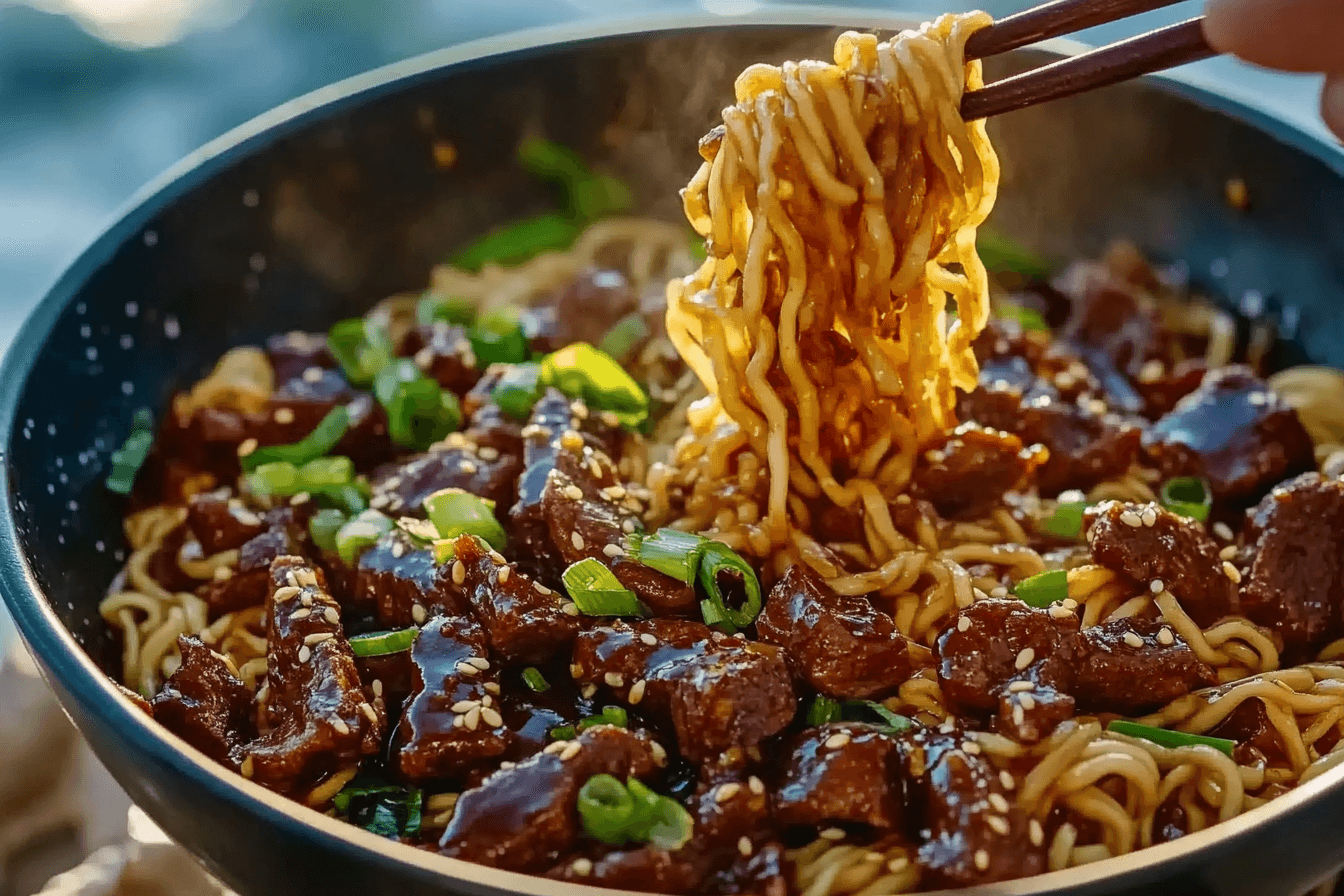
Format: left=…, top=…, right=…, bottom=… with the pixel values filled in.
left=350, top=627, right=421, bottom=657
left=373, top=359, right=424, bottom=408
left=328, top=318, right=393, bottom=387
left=807, top=696, right=842, bottom=726
left=977, top=230, right=1051, bottom=280
left=598, top=313, right=652, bottom=362
left=579, top=706, right=629, bottom=731
left=105, top=408, right=154, bottom=495
left=468, top=308, right=530, bottom=366
left=626, top=528, right=706, bottom=584
left=577, top=774, right=639, bottom=845
left=403, top=787, right=423, bottom=837
left=241, top=406, right=350, bottom=472
left=308, top=508, right=348, bottom=553
left=336, top=511, right=395, bottom=567
left=550, top=725, right=577, bottom=741
left=1107, top=720, right=1235, bottom=756
left=570, top=174, right=633, bottom=224
left=845, top=700, right=915, bottom=734
left=318, top=483, right=368, bottom=516
left=1038, top=501, right=1087, bottom=540
left=432, top=538, right=457, bottom=564
left=451, top=214, right=582, bottom=273
left=624, top=779, right=694, bottom=851
left=562, top=558, right=647, bottom=616
left=998, top=304, right=1050, bottom=333
left=697, top=541, right=763, bottom=631
left=689, top=234, right=707, bottom=264
left=1161, top=477, right=1212, bottom=523
left=298, top=455, right=354, bottom=489
left=539, top=342, right=649, bottom=429
left=334, top=781, right=422, bottom=840
left=1013, top=569, right=1068, bottom=609
left=516, top=138, right=631, bottom=224
left=246, top=457, right=357, bottom=507
left=416, top=293, right=476, bottom=328
left=492, top=362, right=543, bottom=421
left=424, top=489, right=507, bottom=551
left=522, top=667, right=549, bottom=693
left=375, top=363, right=462, bottom=450
left=396, top=516, right=439, bottom=546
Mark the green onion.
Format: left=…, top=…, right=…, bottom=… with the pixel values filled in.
left=807, top=696, right=842, bottom=726
left=1161, top=477, right=1213, bottom=523
left=570, top=174, right=633, bottom=224
left=598, top=313, right=652, bottom=362
left=468, top=308, right=530, bottom=366
left=624, top=779, right=694, bottom=851
left=997, top=304, right=1050, bottom=333
left=518, top=136, right=591, bottom=184
left=1038, top=501, right=1087, bottom=540
left=333, top=780, right=400, bottom=815
left=308, top=508, right=348, bottom=553
left=374, top=363, right=462, bottom=450
left=577, top=774, right=639, bottom=845
left=432, top=538, right=458, bottom=564
left=517, top=138, right=631, bottom=224
left=318, top=483, right=369, bottom=516
left=540, top=342, right=649, bottom=429
left=492, top=362, right=543, bottom=421
left=424, top=489, right=507, bottom=551
left=334, top=781, right=422, bottom=840
left=1107, top=720, right=1235, bottom=756
left=977, top=230, right=1052, bottom=280
left=1013, top=569, right=1068, bottom=609
left=335, top=511, right=395, bottom=567
left=105, top=408, right=154, bottom=495
left=240, top=406, right=351, bottom=473
left=328, top=318, right=393, bottom=387
left=845, top=700, right=915, bottom=734
left=579, top=706, right=629, bottom=732
left=416, top=293, right=476, bottom=328
left=522, top=667, right=549, bottom=693
left=697, top=541, right=763, bottom=631
left=246, top=457, right=357, bottom=507
left=562, top=558, right=647, bottom=616
left=451, top=214, right=582, bottom=273
left=626, top=528, right=706, bottom=584
left=396, top=516, right=439, bottom=546
left=350, top=627, right=420, bottom=657
left=550, top=725, right=577, bottom=741
left=403, top=787, right=423, bottom=837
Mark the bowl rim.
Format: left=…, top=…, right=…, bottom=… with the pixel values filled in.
left=3, top=6, right=1344, bottom=896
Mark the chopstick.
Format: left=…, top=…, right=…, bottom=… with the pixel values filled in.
left=960, top=0, right=1217, bottom=121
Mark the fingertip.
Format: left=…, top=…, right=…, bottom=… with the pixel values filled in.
left=1324, top=76, right=1344, bottom=143
left=1201, top=0, right=1246, bottom=55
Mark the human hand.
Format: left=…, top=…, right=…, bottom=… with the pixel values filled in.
left=1203, top=0, right=1344, bottom=140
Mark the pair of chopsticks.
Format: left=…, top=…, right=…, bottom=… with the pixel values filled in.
left=961, top=0, right=1217, bottom=120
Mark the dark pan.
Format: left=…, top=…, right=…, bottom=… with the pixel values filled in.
left=2, top=8, right=1344, bottom=896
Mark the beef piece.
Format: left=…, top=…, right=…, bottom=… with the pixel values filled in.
left=550, top=269, right=639, bottom=348
left=572, top=619, right=797, bottom=763
left=438, top=725, right=661, bottom=872
left=265, top=331, right=335, bottom=384
left=264, top=371, right=392, bottom=472
left=1138, top=358, right=1208, bottom=420
left=354, top=530, right=467, bottom=628
left=1084, top=500, right=1237, bottom=628
left=452, top=533, right=579, bottom=664
left=1208, top=698, right=1285, bottom=765
left=912, top=422, right=1047, bottom=519
left=714, top=841, right=789, bottom=896
left=370, top=438, right=521, bottom=518
left=902, top=728, right=1045, bottom=886
left=145, top=523, right=197, bottom=594
left=936, top=600, right=1080, bottom=743
left=186, top=489, right=267, bottom=554
left=151, top=636, right=254, bottom=771
left=498, top=671, right=596, bottom=761
left=204, top=506, right=312, bottom=615
left=1073, top=617, right=1214, bottom=714
left=1058, top=260, right=1159, bottom=378
left=518, top=305, right=561, bottom=355
left=354, top=650, right=414, bottom=716
left=396, top=614, right=510, bottom=781
left=774, top=723, right=901, bottom=830
left=1239, top=473, right=1344, bottom=658
left=756, top=564, right=910, bottom=699
left=400, top=320, right=481, bottom=397
left=1143, top=367, right=1315, bottom=507
left=972, top=317, right=1048, bottom=370
left=1019, top=397, right=1142, bottom=495
left=956, top=381, right=1028, bottom=435
left=245, top=557, right=382, bottom=795
left=464, top=400, right=523, bottom=460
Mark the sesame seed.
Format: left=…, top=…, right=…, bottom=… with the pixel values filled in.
left=560, top=431, right=585, bottom=451
left=1157, top=627, right=1175, bottom=646
left=990, top=586, right=1008, bottom=598
left=1150, top=579, right=1165, bottom=594
left=304, top=632, right=334, bottom=646
left=1008, top=681, right=1035, bottom=692
left=819, top=827, right=846, bottom=841
left=491, top=567, right=509, bottom=586
left=289, top=608, right=311, bottom=621
left=274, top=585, right=302, bottom=601
left=602, top=543, right=625, bottom=558
left=481, top=695, right=492, bottom=707
left=1223, top=561, right=1242, bottom=583
left=1019, top=693, right=1037, bottom=711
left=570, top=663, right=584, bottom=678
left=467, top=657, right=490, bottom=670
left=371, top=680, right=383, bottom=698
left=297, top=645, right=311, bottom=663
left=463, top=707, right=481, bottom=730
left=412, top=603, right=427, bottom=625
left=499, top=761, right=515, bottom=770
left=1220, top=544, right=1238, bottom=560
left=571, top=858, right=592, bottom=876
left=391, top=542, right=406, bottom=559
left=999, top=770, right=1016, bottom=790
left=294, top=569, right=319, bottom=587
left=974, top=849, right=990, bottom=871
left=1214, top=522, right=1235, bottom=541
left=1029, top=819, right=1045, bottom=846
left=887, top=857, right=910, bottom=873
left=738, top=836, right=753, bottom=857
left=562, top=602, right=579, bottom=616
left=481, top=707, right=503, bottom=728
left=628, top=679, right=647, bottom=704
left=450, top=700, right=478, bottom=713
left=324, top=607, right=339, bottom=625
left=1012, top=704, right=1025, bottom=727
left=459, top=460, right=478, bottom=474
left=988, top=793, right=1010, bottom=813
left=957, top=616, right=971, bottom=632
left=1140, top=507, right=1158, bottom=527
left=560, top=742, right=583, bottom=761
left=716, top=783, right=742, bottom=803
left=1120, top=510, right=1143, bottom=528
left=825, top=733, right=852, bottom=749
left=987, top=816, right=1010, bottom=835
left=456, top=662, right=480, bottom=676
left=1123, top=631, right=1144, bottom=649
left=563, top=484, right=585, bottom=500
left=360, top=703, right=378, bottom=723
left=484, top=682, right=500, bottom=694
left=571, top=532, right=585, bottom=550
left=544, top=741, right=568, bottom=754
left=1015, top=647, right=1035, bottom=670
left=603, top=485, right=627, bottom=500
left=651, top=742, right=668, bottom=766
left=331, top=716, right=350, bottom=735
left=961, top=740, right=981, bottom=755
left=237, top=438, right=259, bottom=457
left=488, top=549, right=506, bottom=564
left=622, top=519, right=637, bottom=534
left=452, top=561, right=466, bottom=585
left=1049, top=604, right=1074, bottom=618
left=749, top=776, right=765, bottom=795
left=534, top=582, right=552, bottom=595
left=478, top=447, right=499, bottom=461
left=640, top=633, right=659, bottom=646
left=300, top=593, right=312, bottom=606
left=240, top=756, right=254, bottom=779
left=604, top=672, right=625, bottom=688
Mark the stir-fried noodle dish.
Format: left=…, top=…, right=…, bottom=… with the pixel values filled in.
left=98, top=14, right=1344, bottom=895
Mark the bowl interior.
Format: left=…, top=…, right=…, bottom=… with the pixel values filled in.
left=4, top=18, right=1344, bottom=896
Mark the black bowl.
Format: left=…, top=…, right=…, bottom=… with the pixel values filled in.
left=4, top=9, right=1344, bottom=896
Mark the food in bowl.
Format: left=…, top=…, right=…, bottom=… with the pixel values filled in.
left=95, top=13, right=1344, bottom=895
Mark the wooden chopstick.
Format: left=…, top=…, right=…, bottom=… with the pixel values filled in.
left=964, top=0, right=1194, bottom=60
left=961, top=17, right=1215, bottom=121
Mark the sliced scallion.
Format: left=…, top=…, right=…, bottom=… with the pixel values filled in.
left=977, top=230, right=1052, bottom=281
left=577, top=774, right=638, bottom=845
left=1014, top=569, right=1068, bottom=609
left=424, top=488, right=506, bottom=551
left=625, top=528, right=705, bottom=584
left=598, top=312, right=652, bottom=362
left=845, top=700, right=914, bottom=733
left=335, top=511, right=394, bottom=567
left=562, top=558, right=647, bottom=617
left=1160, top=477, right=1213, bottom=523
left=697, top=541, right=763, bottom=631
left=308, top=508, right=348, bottom=553
left=375, top=363, right=462, bottom=450
left=550, top=725, right=577, bottom=741
left=491, top=362, right=543, bottom=421
left=576, top=775, right=694, bottom=851
left=571, top=174, right=633, bottom=224
left=350, top=627, right=420, bottom=657
left=998, top=303, right=1050, bottom=333
left=431, top=538, right=457, bottom=565
left=105, top=408, right=154, bottom=495
left=241, top=405, right=350, bottom=473
left=1106, top=720, right=1234, bottom=756
left=416, top=293, right=476, bottom=329
left=623, top=778, right=694, bottom=851
left=807, top=696, right=842, bottom=726
left=469, top=308, right=530, bottom=366
left=522, top=667, right=549, bottom=693
left=328, top=318, right=393, bottom=387
left=539, top=342, right=649, bottom=429
left=579, top=706, right=629, bottom=732
left=1038, top=500, right=1087, bottom=540
left=450, top=213, right=582, bottom=273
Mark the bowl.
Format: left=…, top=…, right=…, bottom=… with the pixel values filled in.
left=4, top=7, right=1344, bottom=896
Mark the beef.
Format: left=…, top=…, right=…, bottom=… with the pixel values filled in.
left=549, top=269, right=639, bottom=349
left=464, top=399, right=523, bottom=461
left=1137, top=358, right=1208, bottom=420
left=265, top=330, right=335, bottom=384
left=438, top=725, right=662, bottom=872
left=369, top=437, right=521, bottom=518
left=145, top=523, right=197, bottom=594
left=902, top=728, right=1046, bottom=886
left=1073, top=617, right=1214, bottom=714
left=396, top=614, right=511, bottom=782
left=756, top=565, right=911, bottom=699
left=353, top=529, right=467, bottom=628
left=204, top=506, right=312, bottom=615
left=353, top=650, right=414, bottom=717
left=1084, top=500, right=1238, bottom=628
left=497, top=672, right=596, bottom=762
left=245, top=557, right=382, bottom=795
left=911, top=423, right=1047, bottom=519
left=452, top=533, right=579, bottom=664
left=774, top=723, right=901, bottom=830
left=571, top=619, right=797, bottom=763
left=267, top=372, right=392, bottom=471
left=1143, top=367, right=1315, bottom=507
left=1238, top=473, right=1344, bottom=658
left=1208, top=698, right=1285, bottom=765
left=186, top=489, right=267, bottom=554
left=399, top=320, right=481, bottom=397
left=151, top=636, right=255, bottom=771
